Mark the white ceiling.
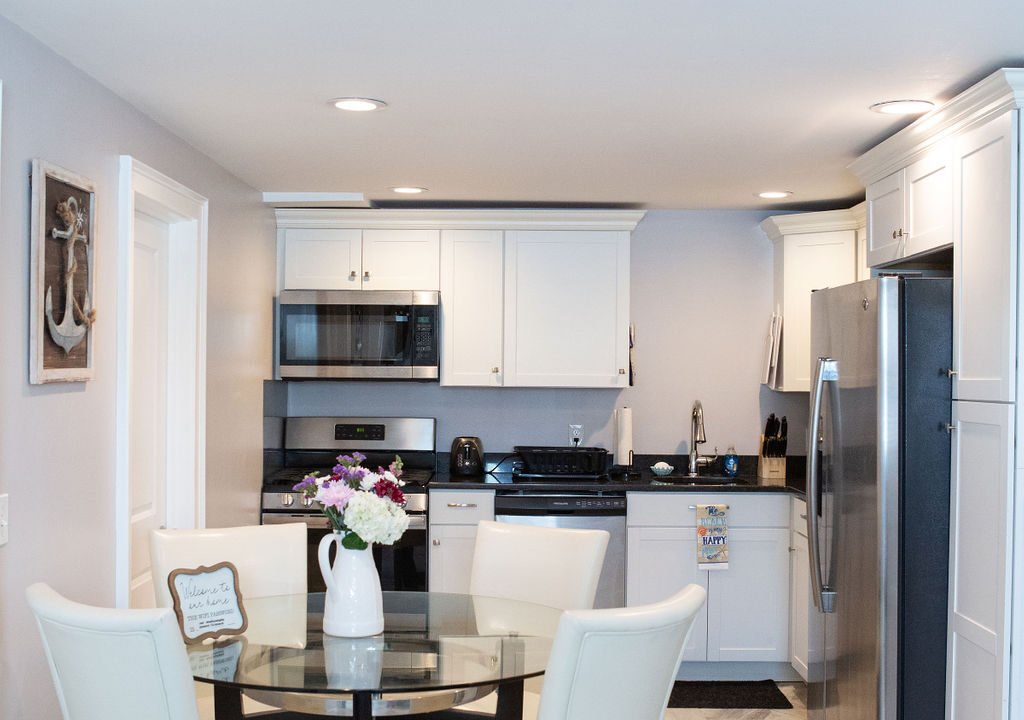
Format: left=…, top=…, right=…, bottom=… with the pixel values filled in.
left=1, top=0, right=1022, bottom=209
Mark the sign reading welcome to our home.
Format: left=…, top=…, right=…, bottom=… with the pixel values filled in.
left=168, top=562, right=248, bottom=644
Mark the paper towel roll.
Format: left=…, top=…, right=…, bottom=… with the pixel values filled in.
left=615, top=407, right=634, bottom=467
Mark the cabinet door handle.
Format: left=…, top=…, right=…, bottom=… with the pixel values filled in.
left=491, top=367, right=500, bottom=374
left=432, top=539, right=440, bottom=546
left=447, top=503, right=477, bottom=508
left=618, top=368, right=626, bottom=374
left=349, top=271, right=357, bottom=280
left=364, top=270, right=370, bottom=280
left=688, top=505, right=730, bottom=510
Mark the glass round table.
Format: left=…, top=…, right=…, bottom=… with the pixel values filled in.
left=186, top=591, right=564, bottom=720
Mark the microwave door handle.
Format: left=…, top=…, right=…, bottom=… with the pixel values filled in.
left=807, top=357, right=838, bottom=614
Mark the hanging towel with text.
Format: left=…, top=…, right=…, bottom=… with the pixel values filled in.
left=696, top=504, right=729, bottom=570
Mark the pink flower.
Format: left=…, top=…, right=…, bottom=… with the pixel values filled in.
left=316, top=481, right=356, bottom=511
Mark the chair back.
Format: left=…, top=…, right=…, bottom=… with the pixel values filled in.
left=469, top=520, right=610, bottom=611
left=27, top=582, right=200, bottom=720
left=536, top=583, right=707, bottom=720
left=150, top=524, right=307, bottom=607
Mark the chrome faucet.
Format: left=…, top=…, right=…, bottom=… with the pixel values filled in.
left=688, top=400, right=717, bottom=476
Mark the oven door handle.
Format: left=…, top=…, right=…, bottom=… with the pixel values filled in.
left=262, top=513, right=427, bottom=531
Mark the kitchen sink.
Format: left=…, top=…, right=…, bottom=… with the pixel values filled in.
left=650, top=474, right=749, bottom=486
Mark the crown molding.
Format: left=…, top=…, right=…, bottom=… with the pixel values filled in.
left=274, top=208, right=647, bottom=231
left=759, top=208, right=861, bottom=241
left=849, top=68, right=1024, bottom=185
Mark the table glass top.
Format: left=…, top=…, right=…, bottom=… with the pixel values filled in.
left=187, top=592, right=563, bottom=694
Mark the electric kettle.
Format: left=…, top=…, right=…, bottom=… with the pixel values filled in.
left=450, top=437, right=484, bottom=476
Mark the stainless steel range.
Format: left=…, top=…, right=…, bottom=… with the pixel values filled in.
left=262, top=416, right=435, bottom=592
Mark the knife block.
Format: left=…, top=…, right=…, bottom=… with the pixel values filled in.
left=757, top=435, right=786, bottom=486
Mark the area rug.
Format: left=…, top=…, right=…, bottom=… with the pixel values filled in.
left=667, top=679, right=793, bottom=709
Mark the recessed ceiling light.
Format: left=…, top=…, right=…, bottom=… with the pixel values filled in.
left=869, top=99, right=934, bottom=115
left=330, top=97, right=387, bottom=112
left=757, top=191, right=793, bottom=200
left=391, top=186, right=427, bottom=194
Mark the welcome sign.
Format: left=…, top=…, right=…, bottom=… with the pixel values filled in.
left=168, top=562, right=248, bottom=644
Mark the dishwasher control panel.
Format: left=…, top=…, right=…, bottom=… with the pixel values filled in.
left=493, top=494, right=626, bottom=514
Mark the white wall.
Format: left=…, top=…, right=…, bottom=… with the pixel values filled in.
left=287, top=210, right=810, bottom=457
left=0, top=17, right=275, bottom=720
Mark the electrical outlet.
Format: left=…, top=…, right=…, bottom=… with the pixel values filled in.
left=568, top=424, right=584, bottom=447
left=0, top=494, right=8, bottom=547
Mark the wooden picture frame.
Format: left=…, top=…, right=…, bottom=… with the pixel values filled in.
left=29, top=159, right=97, bottom=384
left=168, top=561, right=249, bottom=644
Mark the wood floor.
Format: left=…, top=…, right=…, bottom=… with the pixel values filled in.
left=664, top=682, right=807, bottom=720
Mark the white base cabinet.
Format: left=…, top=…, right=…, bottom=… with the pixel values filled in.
left=789, top=498, right=809, bottom=680
left=427, top=490, right=495, bottom=594
left=626, top=493, right=790, bottom=667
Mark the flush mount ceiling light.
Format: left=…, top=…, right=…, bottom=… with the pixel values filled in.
left=869, top=99, right=935, bottom=115
left=757, top=191, right=793, bottom=200
left=330, top=97, right=388, bottom=112
left=391, top=186, right=427, bottom=194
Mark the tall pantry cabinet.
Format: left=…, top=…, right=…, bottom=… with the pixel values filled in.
left=849, top=68, right=1024, bottom=720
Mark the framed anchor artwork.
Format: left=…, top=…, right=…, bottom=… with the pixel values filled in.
left=29, top=160, right=97, bottom=383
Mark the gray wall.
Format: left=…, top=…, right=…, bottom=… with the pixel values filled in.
left=286, top=210, right=810, bottom=458
left=0, top=17, right=276, bottom=720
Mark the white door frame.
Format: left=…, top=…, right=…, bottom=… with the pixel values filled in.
left=114, top=156, right=208, bottom=607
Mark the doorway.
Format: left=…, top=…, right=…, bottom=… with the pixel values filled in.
left=115, top=157, right=208, bottom=608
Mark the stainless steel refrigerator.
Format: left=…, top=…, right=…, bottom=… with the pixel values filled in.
left=807, top=276, right=952, bottom=720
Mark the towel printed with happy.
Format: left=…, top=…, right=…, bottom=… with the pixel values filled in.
left=696, top=504, right=729, bottom=571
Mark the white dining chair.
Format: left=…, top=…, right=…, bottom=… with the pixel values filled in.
left=150, top=524, right=308, bottom=718
left=536, top=583, right=707, bottom=720
left=453, top=520, right=611, bottom=717
left=150, top=523, right=307, bottom=608
left=26, top=582, right=200, bottom=720
left=469, top=520, right=610, bottom=611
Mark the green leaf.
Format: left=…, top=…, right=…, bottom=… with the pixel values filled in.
left=341, top=532, right=368, bottom=551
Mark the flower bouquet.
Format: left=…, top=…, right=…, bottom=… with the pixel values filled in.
left=294, top=452, right=410, bottom=550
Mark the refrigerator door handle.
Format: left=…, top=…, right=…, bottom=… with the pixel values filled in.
left=807, top=356, right=838, bottom=614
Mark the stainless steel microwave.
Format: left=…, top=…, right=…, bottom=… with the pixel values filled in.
left=276, top=290, right=439, bottom=380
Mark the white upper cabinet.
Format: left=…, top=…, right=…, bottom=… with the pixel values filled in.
left=760, top=210, right=859, bottom=392
left=277, top=210, right=440, bottom=291
left=361, top=229, right=440, bottom=290
left=440, top=230, right=504, bottom=386
left=283, top=228, right=362, bottom=289
left=952, top=111, right=1018, bottom=403
left=865, top=142, right=953, bottom=267
left=503, top=230, right=630, bottom=387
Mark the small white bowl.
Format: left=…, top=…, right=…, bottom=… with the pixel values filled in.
left=650, top=463, right=675, bottom=476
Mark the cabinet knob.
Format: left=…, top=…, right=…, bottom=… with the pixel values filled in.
left=947, top=368, right=958, bottom=377
left=946, top=423, right=957, bottom=433
left=349, top=271, right=357, bottom=280
left=432, top=539, right=441, bottom=546
left=618, top=368, right=626, bottom=375
left=491, top=367, right=500, bottom=374
left=364, top=270, right=370, bottom=280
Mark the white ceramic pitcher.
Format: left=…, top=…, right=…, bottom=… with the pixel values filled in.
left=318, top=533, right=384, bottom=637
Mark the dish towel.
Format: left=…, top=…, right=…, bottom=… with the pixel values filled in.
left=696, top=504, right=729, bottom=570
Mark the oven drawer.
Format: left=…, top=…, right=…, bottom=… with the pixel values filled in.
left=429, top=490, right=495, bottom=524
left=261, top=513, right=427, bottom=531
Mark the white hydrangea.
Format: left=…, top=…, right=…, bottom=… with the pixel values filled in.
left=359, top=471, right=380, bottom=492
left=343, top=492, right=410, bottom=545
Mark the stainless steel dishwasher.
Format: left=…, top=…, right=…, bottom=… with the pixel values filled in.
left=493, top=493, right=627, bottom=609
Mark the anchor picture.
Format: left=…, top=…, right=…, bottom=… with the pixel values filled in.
left=30, top=160, right=97, bottom=384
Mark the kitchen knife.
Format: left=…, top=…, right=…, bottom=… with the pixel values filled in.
left=780, top=416, right=788, bottom=456
left=763, top=414, right=776, bottom=456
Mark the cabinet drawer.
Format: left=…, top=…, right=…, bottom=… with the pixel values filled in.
left=791, top=498, right=808, bottom=537
left=429, top=490, right=495, bottom=524
left=627, top=493, right=788, bottom=528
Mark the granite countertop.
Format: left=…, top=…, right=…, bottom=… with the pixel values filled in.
left=429, top=452, right=806, bottom=497
left=430, top=470, right=805, bottom=497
